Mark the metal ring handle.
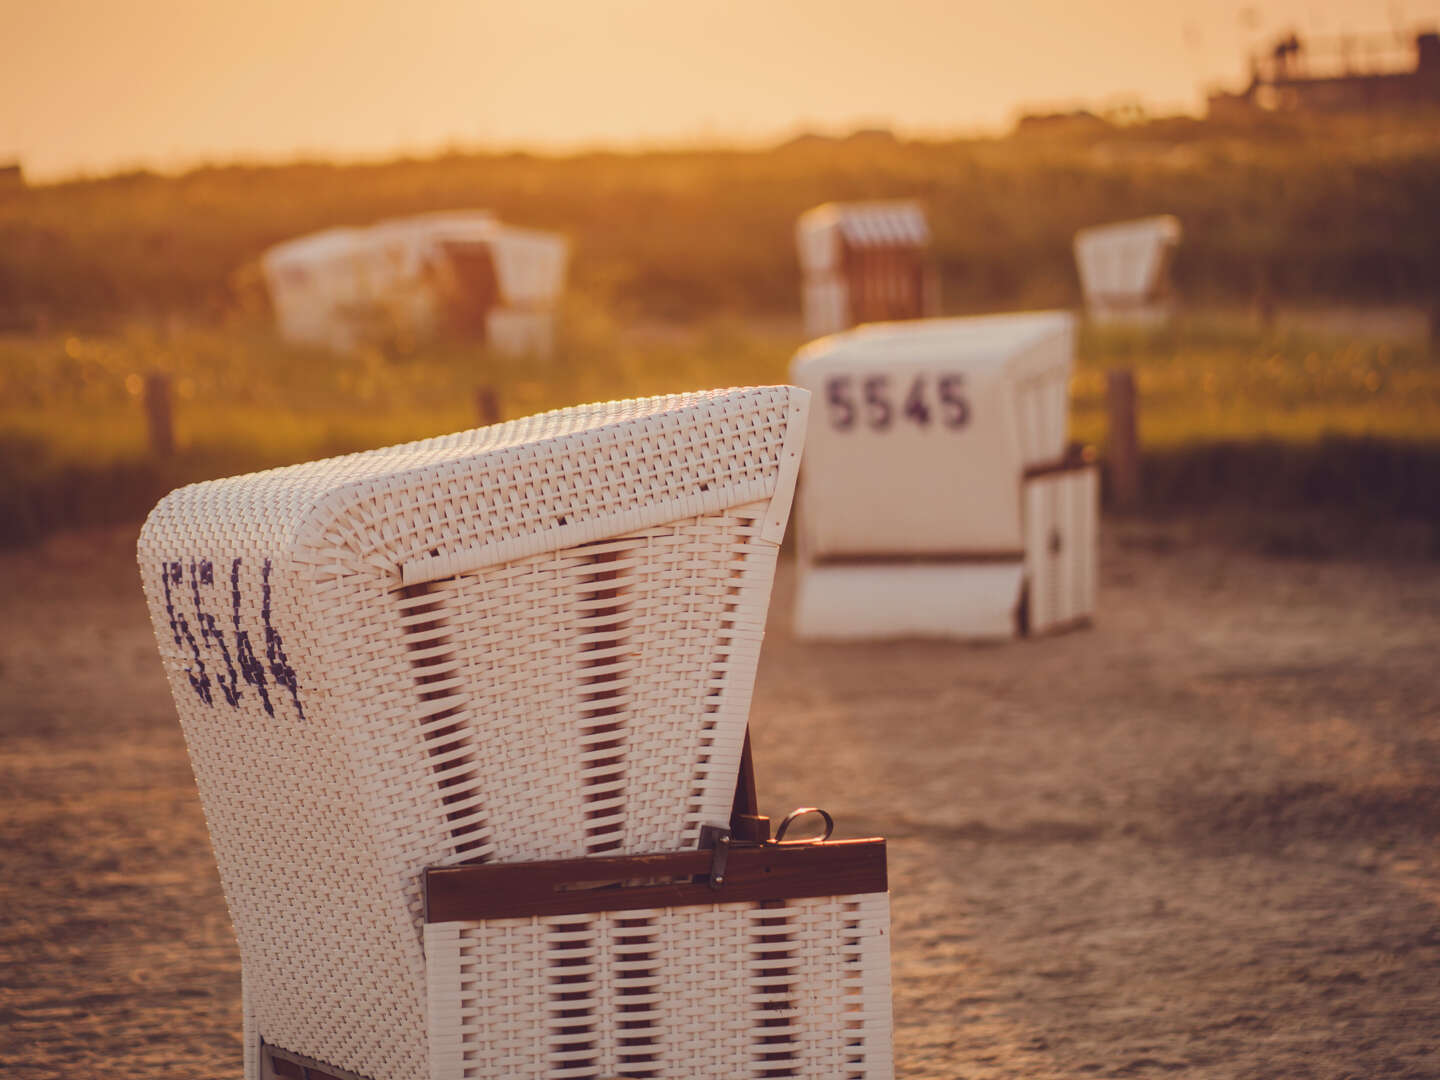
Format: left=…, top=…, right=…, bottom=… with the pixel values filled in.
left=773, top=806, right=834, bottom=845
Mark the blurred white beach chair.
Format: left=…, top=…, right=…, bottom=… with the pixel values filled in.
left=260, top=211, right=568, bottom=358
left=796, top=201, right=938, bottom=340
left=1073, top=215, right=1182, bottom=325
left=138, top=388, right=894, bottom=1080
left=790, top=312, right=1098, bottom=641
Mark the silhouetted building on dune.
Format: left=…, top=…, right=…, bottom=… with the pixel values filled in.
left=1227, top=29, right=1440, bottom=112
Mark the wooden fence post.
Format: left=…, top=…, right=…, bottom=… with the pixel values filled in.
left=1106, top=369, right=1140, bottom=511
left=475, top=386, right=500, bottom=427
left=144, top=373, right=174, bottom=458
left=1254, top=261, right=1276, bottom=330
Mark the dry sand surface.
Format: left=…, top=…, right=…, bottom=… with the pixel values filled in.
left=1, top=522, right=1438, bottom=1079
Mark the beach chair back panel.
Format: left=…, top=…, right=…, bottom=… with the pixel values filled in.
left=138, top=388, right=808, bottom=1080
left=792, top=312, right=1073, bottom=558
left=395, top=503, right=776, bottom=867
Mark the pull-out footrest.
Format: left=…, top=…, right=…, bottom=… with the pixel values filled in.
left=422, top=840, right=894, bottom=1080
left=794, top=559, right=1024, bottom=641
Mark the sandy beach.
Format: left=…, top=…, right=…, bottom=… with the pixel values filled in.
left=2, top=521, right=1437, bottom=1079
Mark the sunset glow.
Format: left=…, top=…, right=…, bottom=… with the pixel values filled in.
left=5, top=0, right=1439, bottom=179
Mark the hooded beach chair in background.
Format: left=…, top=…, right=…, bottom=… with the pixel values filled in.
left=138, top=388, right=894, bottom=1080
left=796, top=201, right=938, bottom=340
left=790, top=312, right=1098, bottom=641
left=1073, top=215, right=1182, bottom=326
left=260, top=211, right=569, bottom=358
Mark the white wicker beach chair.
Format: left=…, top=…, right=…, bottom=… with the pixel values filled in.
left=796, top=201, right=938, bottom=340
left=138, top=388, right=894, bottom=1080
left=1073, top=216, right=1182, bottom=325
left=790, top=313, right=1098, bottom=640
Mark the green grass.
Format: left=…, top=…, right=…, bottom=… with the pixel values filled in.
left=0, top=307, right=797, bottom=542
left=2, top=310, right=1437, bottom=546
left=1072, top=319, right=1440, bottom=450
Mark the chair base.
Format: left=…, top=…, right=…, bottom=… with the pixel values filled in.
left=794, top=560, right=1025, bottom=641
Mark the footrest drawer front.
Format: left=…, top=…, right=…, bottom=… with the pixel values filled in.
left=423, top=842, right=894, bottom=1080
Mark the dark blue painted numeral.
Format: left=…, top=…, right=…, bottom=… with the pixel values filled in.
left=261, top=560, right=304, bottom=720
left=161, top=556, right=301, bottom=718
left=192, top=560, right=241, bottom=708
left=232, top=559, right=274, bottom=716
left=162, top=560, right=211, bottom=706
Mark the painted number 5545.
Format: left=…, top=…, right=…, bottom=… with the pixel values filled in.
left=825, top=374, right=970, bottom=432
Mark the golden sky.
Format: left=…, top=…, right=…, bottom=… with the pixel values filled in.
left=4, top=0, right=1437, bottom=179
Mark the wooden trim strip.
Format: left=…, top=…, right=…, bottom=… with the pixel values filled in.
left=1023, top=444, right=1098, bottom=481
left=1023, top=458, right=1098, bottom=481
left=813, top=551, right=1023, bottom=567
left=423, top=838, right=887, bottom=922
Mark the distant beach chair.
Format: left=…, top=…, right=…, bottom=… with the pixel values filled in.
left=260, top=211, right=568, bottom=358
left=796, top=200, right=938, bottom=340
left=138, top=388, right=894, bottom=1080
left=1073, top=215, right=1182, bottom=326
left=790, top=312, right=1098, bottom=641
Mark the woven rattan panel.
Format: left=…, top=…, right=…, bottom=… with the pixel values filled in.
left=137, top=388, right=808, bottom=1080
left=425, top=892, right=894, bottom=1080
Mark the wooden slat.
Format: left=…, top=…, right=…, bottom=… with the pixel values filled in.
left=1022, top=444, right=1097, bottom=481
left=812, top=550, right=1024, bottom=567
left=424, top=838, right=887, bottom=922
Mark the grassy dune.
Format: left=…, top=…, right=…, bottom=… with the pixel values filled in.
left=3, top=113, right=1438, bottom=545
left=3, top=111, right=1440, bottom=329
left=3, top=310, right=1436, bottom=546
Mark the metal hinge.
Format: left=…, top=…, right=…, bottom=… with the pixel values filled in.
left=697, top=824, right=733, bottom=890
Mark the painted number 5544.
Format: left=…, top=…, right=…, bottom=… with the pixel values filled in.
left=825, top=374, right=970, bottom=432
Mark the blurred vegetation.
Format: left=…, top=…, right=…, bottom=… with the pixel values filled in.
left=1074, top=320, right=1440, bottom=546
left=2, top=305, right=1436, bottom=547
left=3, top=110, right=1440, bottom=329
left=2, top=111, right=1438, bottom=548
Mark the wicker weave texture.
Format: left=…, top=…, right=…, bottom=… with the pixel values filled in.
left=426, top=892, right=893, bottom=1080
left=137, top=388, right=808, bottom=1080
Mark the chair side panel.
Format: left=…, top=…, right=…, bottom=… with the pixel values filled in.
left=137, top=535, right=432, bottom=1080
left=1023, top=465, right=1099, bottom=633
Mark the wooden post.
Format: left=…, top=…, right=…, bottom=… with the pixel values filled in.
left=474, top=385, right=500, bottom=427
left=1254, top=261, right=1276, bottom=330
left=1106, top=369, right=1140, bottom=511
left=144, top=373, right=174, bottom=458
